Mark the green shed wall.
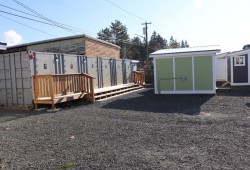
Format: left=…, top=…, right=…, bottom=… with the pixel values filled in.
left=155, top=55, right=214, bottom=93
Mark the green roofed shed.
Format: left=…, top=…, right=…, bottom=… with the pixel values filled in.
left=149, top=46, right=221, bottom=94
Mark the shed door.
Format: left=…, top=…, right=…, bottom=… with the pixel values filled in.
left=175, top=57, right=193, bottom=90
left=155, top=58, right=174, bottom=92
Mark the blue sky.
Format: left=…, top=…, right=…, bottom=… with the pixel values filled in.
left=0, top=0, right=250, bottom=52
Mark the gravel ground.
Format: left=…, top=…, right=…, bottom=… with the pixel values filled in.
left=0, top=86, right=250, bottom=169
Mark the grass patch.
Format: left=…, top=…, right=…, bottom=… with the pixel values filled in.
left=60, top=162, right=75, bottom=169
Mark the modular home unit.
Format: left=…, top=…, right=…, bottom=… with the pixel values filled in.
left=0, top=51, right=134, bottom=109
left=150, top=46, right=220, bottom=94
left=227, top=47, right=250, bottom=86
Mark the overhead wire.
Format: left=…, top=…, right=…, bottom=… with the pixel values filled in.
left=2, top=0, right=152, bottom=51
left=104, top=0, right=146, bottom=21
left=0, top=14, right=58, bottom=38
left=0, top=3, right=94, bottom=35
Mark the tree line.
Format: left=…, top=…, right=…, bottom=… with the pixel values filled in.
left=97, top=20, right=189, bottom=61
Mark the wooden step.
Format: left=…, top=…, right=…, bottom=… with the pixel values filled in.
left=94, top=84, right=143, bottom=101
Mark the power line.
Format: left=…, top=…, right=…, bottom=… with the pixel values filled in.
left=0, top=3, right=93, bottom=35
left=104, top=0, right=146, bottom=21
left=0, top=14, right=58, bottom=38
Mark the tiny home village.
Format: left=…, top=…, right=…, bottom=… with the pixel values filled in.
left=0, top=35, right=249, bottom=110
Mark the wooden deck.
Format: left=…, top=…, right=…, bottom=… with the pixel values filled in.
left=32, top=71, right=145, bottom=110
left=33, top=73, right=95, bottom=110
left=94, top=83, right=143, bottom=101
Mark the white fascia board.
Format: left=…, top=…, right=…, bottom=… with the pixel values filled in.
left=149, top=50, right=220, bottom=58
left=159, top=90, right=216, bottom=94
left=228, top=49, right=250, bottom=57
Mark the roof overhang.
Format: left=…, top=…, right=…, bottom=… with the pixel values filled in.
left=149, top=46, right=221, bottom=58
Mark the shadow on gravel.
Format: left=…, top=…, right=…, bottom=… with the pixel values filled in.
left=246, top=103, right=250, bottom=108
left=102, top=88, right=214, bottom=115
left=0, top=109, right=47, bottom=124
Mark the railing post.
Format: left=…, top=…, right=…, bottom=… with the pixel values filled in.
left=32, top=76, right=38, bottom=109
left=49, top=75, right=55, bottom=110
left=90, top=78, right=95, bottom=102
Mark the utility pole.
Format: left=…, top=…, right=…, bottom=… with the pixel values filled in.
left=142, top=21, right=151, bottom=65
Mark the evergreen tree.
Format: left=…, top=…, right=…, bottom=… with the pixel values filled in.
left=97, top=20, right=129, bottom=58
left=169, top=36, right=179, bottom=48
left=180, top=40, right=185, bottom=48
left=149, top=31, right=167, bottom=53
left=184, top=40, right=189, bottom=48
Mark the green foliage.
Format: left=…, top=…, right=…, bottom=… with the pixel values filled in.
left=97, top=21, right=190, bottom=59
left=60, top=162, right=75, bottom=169
left=97, top=20, right=129, bottom=48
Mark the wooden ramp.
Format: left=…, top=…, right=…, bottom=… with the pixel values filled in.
left=32, top=71, right=145, bottom=110
left=94, top=83, right=144, bottom=101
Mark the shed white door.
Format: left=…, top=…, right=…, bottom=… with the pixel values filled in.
left=216, top=58, right=227, bottom=81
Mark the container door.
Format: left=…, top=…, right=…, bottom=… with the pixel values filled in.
left=64, top=54, right=78, bottom=73
left=4, top=55, right=12, bottom=106
left=122, top=59, right=131, bottom=84
left=87, top=57, right=99, bottom=89
left=102, top=58, right=111, bottom=87
left=35, top=53, right=55, bottom=75
left=116, top=59, right=123, bottom=85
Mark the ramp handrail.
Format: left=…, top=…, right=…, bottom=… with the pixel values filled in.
left=133, top=71, right=145, bottom=86
left=32, top=73, right=95, bottom=109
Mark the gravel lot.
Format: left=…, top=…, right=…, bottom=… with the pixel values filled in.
left=0, top=86, right=250, bottom=169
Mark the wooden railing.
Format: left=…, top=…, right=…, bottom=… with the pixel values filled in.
left=33, top=73, right=95, bottom=110
left=133, top=71, right=145, bottom=86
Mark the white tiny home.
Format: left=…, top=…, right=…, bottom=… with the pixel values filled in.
left=215, top=52, right=229, bottom=82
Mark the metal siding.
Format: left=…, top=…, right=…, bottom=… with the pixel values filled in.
left=233, top=55, right=248, bottom=83
left=126, top=60, right=132, bottom=83
left=0, top=89, right=7, bottom=105
left=110, top=59, right=117, bottom=86
left=10, top=53, right=17, bottom=106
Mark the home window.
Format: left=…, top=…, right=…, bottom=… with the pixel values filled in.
left=234, top=55, right=245, bottom=66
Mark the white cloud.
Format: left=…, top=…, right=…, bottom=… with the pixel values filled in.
left=194, top=0, right=205, bottom=9
left=0, top=30, right=22, bottom=46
